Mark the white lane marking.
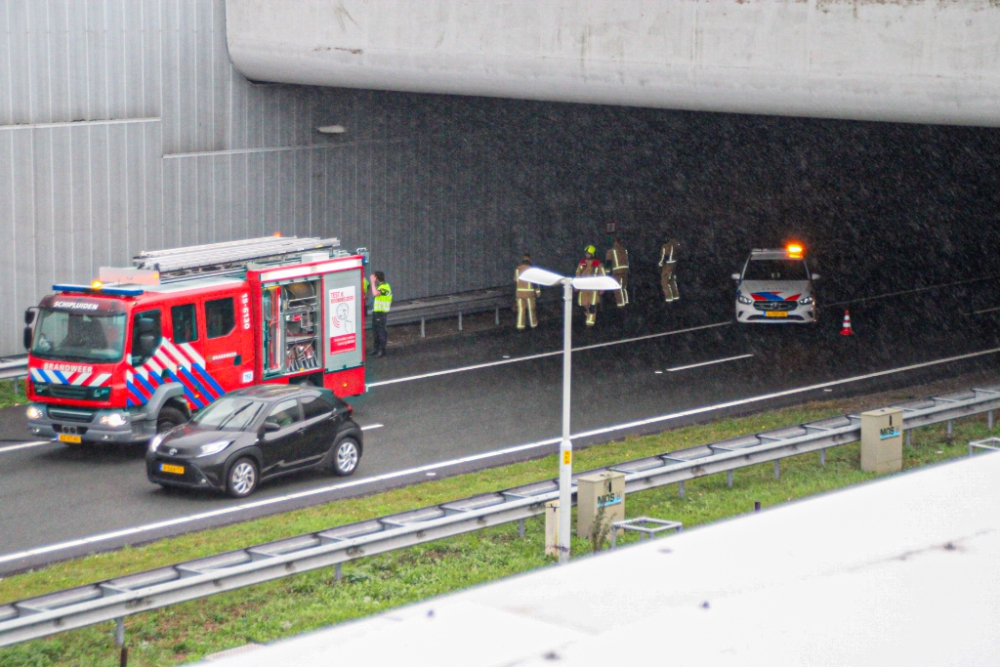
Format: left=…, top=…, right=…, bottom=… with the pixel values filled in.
left=825, top=275, right=1000, bottom=309
left=3, top=345, right=998, bottom=567
left=667, top=354, right=754, bottom=373
left=361, top=423, right=384, bottom=431
left=367, top=322, right=731, bottom=388
left=972, top=306, right=1000, bottom=315
left=0, top=440, right=51, bottom=454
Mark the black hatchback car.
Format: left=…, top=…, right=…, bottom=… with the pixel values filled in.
left=146, top=384, right=363, bottom=498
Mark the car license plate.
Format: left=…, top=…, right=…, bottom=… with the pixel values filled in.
left=58, top=433, right=82, bottom=444
left=160, top=463, right=185, bottom=475
left=765, top=311, right=788, bottom=318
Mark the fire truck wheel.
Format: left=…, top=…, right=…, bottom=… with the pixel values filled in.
left=226, top=458, right=259, bottom=498
left=331, top=438, right=361, bottom=476
left=156, top=406, right=187, bottom=434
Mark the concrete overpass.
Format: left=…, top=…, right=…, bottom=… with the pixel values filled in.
left=227, top=0, right=1000, bottom=128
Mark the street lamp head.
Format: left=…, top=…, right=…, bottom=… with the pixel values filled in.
left=518, top=267, right=566, bottom=287
left=571, top=275, right=621, bottom=291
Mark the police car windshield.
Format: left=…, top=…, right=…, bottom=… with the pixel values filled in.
left=31, top=309, right=127, bottom=363
left=192, top=397, right=265, bottom=431
left=743, top=259, right=809, bottom=281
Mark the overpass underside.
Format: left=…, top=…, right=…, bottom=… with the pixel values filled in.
left=227, top=0, right=1000, bottom=128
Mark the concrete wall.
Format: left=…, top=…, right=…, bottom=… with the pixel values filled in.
left=226, top=0, right=1000, bottom=127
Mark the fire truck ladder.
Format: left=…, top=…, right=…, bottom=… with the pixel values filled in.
left=133, top=236, right=344, bottom=279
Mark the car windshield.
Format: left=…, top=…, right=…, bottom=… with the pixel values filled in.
left=743, top=259, right=809, bottom=281
left=192, top=398, right=265, bottom=431
left=31, top=308, right=127, bottom=363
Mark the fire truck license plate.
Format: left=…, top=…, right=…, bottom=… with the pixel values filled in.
left=160, top=463, right=185, bottom=475
left=58, top=433, right=82, bottom=444
left=765, top=311, right=788, bottom=318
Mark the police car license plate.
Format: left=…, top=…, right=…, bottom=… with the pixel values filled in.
left=160, top=463, right=185, bottom=475
left=58, top=433, right=82, bottom=444
left=765, top=311, right=788, bottom=318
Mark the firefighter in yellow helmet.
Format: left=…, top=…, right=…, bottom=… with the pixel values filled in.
left=575, top=245, right=606, bottom=326
left=658, top=237, right=681, bottom=302
left=605, top=236, right=629, bottom=307
left=515, top=254, right=541, bottom=330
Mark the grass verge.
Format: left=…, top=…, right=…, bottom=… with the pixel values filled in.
left=0, top=379, right=27, bottom=411
left=0, top=391, right=997, bottom=666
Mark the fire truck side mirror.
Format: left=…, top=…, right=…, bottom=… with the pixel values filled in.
left=24, top=307, right=37, bottom=326
left=23, top=326, right=33, bottom=350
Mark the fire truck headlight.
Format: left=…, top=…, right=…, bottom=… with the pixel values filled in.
left=26, top=405, right=44, bottom=420
left=99, top=412, right=128, bottom=428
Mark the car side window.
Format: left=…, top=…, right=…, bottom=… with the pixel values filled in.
left=265, top=399, right=301, bottom=429
left=300, top=394, right=333, bottom=420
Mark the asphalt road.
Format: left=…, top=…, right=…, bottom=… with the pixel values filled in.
left=1, top=279, right=999, bottom=574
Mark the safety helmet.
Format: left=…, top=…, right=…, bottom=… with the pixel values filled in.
left=584, top=245, right=596, bottom=255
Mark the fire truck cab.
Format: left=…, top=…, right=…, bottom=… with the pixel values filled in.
left=24, top=236, right=368, bottom=446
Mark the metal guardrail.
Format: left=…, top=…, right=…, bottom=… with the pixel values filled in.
left=0, top=357, right=28, bottom=389
left=382, top=285, right=562, bottom=337
left=1, top=382, right=998, bottom=647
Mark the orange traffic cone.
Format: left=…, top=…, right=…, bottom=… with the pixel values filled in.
left=840, top=310, right=854, bottom=336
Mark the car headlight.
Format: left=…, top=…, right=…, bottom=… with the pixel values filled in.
left=737, top=294, right=753, bottom=305
left=798, top=296, right=814, bottom=305
left=99, top=412, right=128, bottom=427
left=26, top=405, right=44, bottom=420
left=149, top=434, right=164, bottom=453
left=197, top=440, right=233, bottom=458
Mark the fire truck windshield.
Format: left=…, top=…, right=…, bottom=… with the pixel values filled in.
left=31, top=308, right=128, bottom=363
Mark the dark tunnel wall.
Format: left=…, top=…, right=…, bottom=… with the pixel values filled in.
left=491, top=102, right=1000, bottom=307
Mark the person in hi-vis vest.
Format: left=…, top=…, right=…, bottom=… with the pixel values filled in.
left=370, top=271, right=392, bottom=357
left=515, top=254, right=541, bottom=330
left=605, top=237, right=630, bottom=307
left=658, top=238, right=681, bottom=302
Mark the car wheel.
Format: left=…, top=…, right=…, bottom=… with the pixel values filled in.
left=156, top=406, right=187, bottom=434
left=226, top=457, right=258, bottom=498
left=330, top=437, right=361, bottom=476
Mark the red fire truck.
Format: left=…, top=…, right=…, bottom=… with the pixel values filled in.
left=23, top=236, right=368, bottom=445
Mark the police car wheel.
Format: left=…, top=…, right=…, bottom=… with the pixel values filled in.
left=156, top=406, right=186, bottom=434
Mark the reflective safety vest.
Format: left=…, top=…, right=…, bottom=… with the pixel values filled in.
left=373, top=282, right=393, bottom=313
left=606, top=243, right=629, bottom=271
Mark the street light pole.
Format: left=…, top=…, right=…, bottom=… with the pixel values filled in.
left=516, top=266, right=620, bottom=565
left=559, top=279, right=573, bottom=565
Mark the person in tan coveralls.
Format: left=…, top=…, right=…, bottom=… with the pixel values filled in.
left=515, top=254, right=541, bottom=330
left=658, top=238, right=681, bottom=302
left=576, top=245, right=606, bottom=326
left=658, top=239, right=681, bottom=301
left=605, top=237, right=629, bottom=307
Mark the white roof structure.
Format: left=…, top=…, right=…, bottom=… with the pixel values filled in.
left=199, top=451, right=1000, bottom=666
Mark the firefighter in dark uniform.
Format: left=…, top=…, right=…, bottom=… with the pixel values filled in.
left=370, top=271, right=392, bottom=357
left=658, top=238, right=681, bottom=302
left=605, top=237, right=629, bottom=307
left=515, top=254, right=541, bottom=330
left=575, top=245, right=606, bottom=326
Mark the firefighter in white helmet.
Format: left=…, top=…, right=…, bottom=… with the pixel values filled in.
left=575, top=245, right=606, bottom=326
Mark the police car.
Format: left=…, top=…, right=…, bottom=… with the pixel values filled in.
left=732, top=244, right=819, bottom=324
